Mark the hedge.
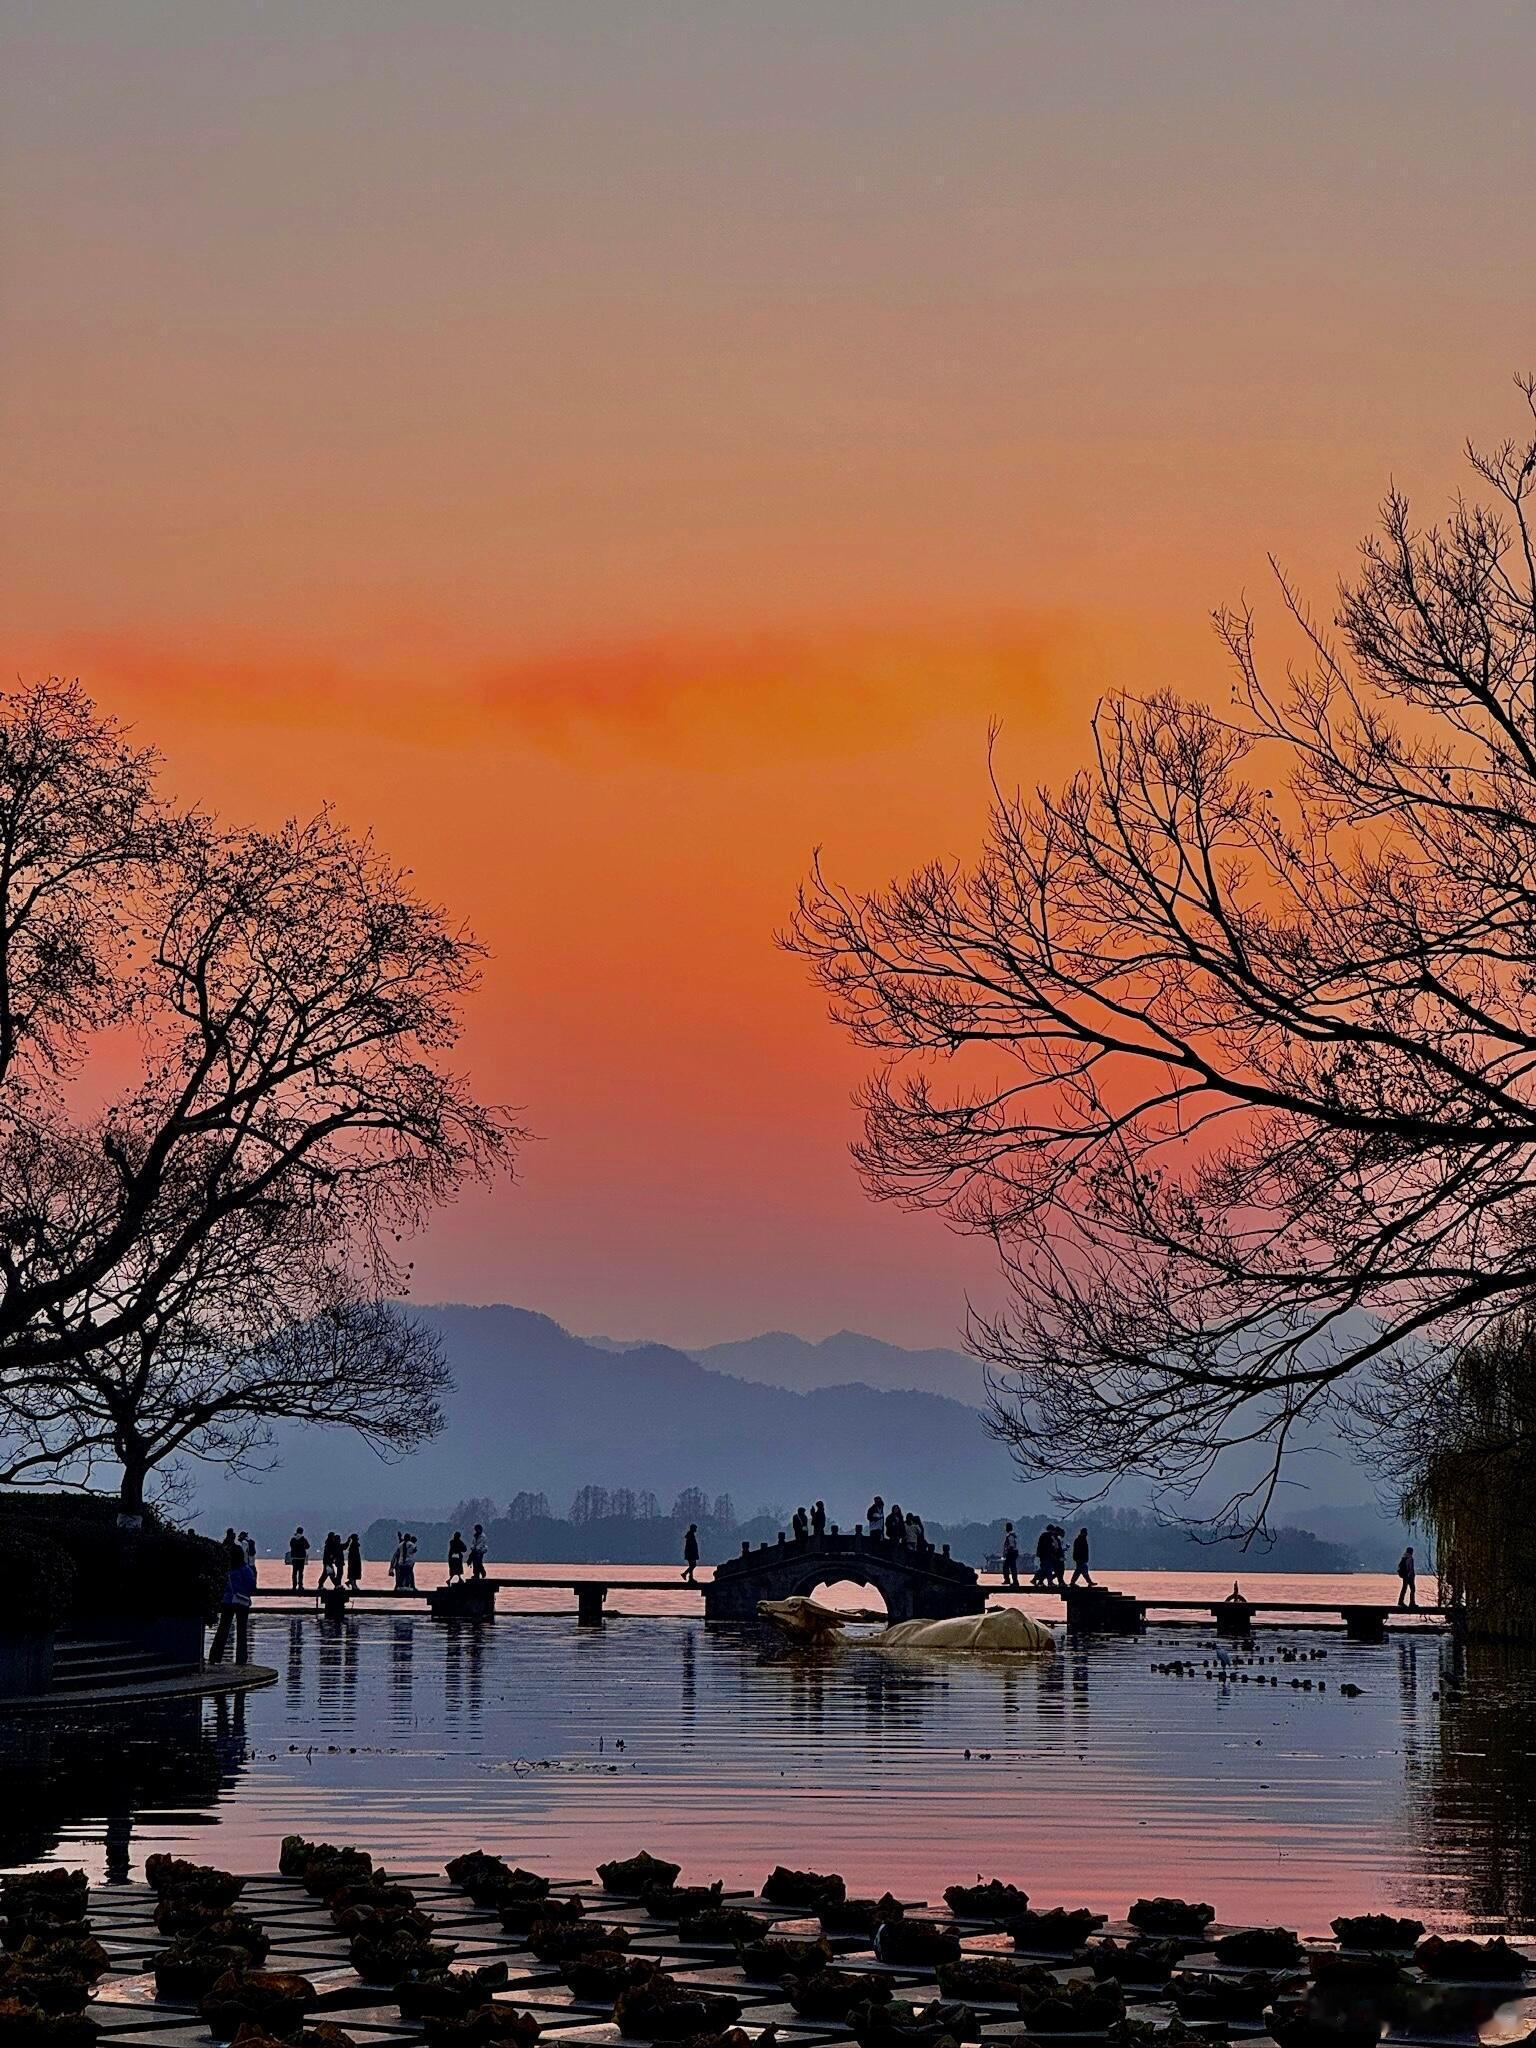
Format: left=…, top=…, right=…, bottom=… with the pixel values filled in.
left=0, top=1492, right=226, bottom=1633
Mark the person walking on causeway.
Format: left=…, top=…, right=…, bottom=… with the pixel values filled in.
left=1070, top=1526, right=1094, bottom=1587
left=682, top=1522, right=700, bottom=1584
left=1397, top=1545, right=1417, bottom=1610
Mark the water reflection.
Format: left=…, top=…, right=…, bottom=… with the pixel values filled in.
left=0, top=1698, right=246, bottom=1872
left=0, top=1615, right=1532, bottom=1938
left=1406, top=1638, right=1536, bottom=1932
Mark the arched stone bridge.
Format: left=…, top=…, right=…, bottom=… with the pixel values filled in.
left=703, top=1527, right=986, bottom=1624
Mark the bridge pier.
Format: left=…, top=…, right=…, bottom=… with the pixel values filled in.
left=576, top=1584, right=608, bottom=1626
left=1341, top=1605, right=1387, bottom=1643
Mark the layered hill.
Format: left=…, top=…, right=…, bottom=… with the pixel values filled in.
left=202, top=1304, right=1023, bottom=1537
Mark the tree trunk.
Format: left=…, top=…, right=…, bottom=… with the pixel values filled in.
left=117, top=1445, right=149, bottom=1529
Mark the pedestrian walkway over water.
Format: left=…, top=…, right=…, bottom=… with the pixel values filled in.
left=253, top=1562, right=1456, bottom=1636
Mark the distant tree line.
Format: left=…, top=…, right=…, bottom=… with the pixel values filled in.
left=362, top=1488, right=1360, bottom=1572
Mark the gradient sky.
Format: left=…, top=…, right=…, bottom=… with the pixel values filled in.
left=3, top=2, right=1532, bottom=1345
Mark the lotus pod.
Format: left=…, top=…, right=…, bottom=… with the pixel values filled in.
left=0, top=2001, right=98, bottom=2048
left=675, top=1908, right=760, bottom=1946
left=1088, top=1938, right=1181, bottom=1987
left=395, top=1966, right=509, bottom=2022
left=0, top=1961, right=91, bottom=2018
left=527, top=1921, right=630, bottom=1964
left=597, top=1853, right=680, bottom=1897
left=936, top=1958, right=1055, bottom=2004
left=334, top=1904, right=434, bottom=1941
left=561, top=1954, right=658, bottom=2003
left=1330, top=1913, right=1422, bottom=1951
left=420, top=2007, right=540, bottom=2048
left=1005, top=1906, right=1106, bottom=1953
left=818, top=1894, right=904, bottom=1936
left=1170, top=1971, right=1283, bottom=2022
left=942, top=1881, right=1029, bottom=1922
left=348, top=1930, right=457, bottom=1983
left=0, top=1924, right=94, bottom=1958
left=1414, top=1934, right=1528, bottom=1981
left=1126, top=1899, right=1214, bottom=1936
left=734, top=1935, right=830, bottom=1982
left=496, top=1894, right=580, bottom=1936
left=786, top=1970, right=895, bottom=2022
left=0, top=1878, right=86, bottom=1926
left=848, top=1998, right=972, bottom=2048
left=667, top=2032, right=774, bottom=2048
left=760, top=1867, right=844, bottom=1909
left=1213, top=1927, right=1304, bottom=1968
left=153, top=1944, right=266, bottom=2002
left=643, top=1885, right=722, bottom=1924
left=874, top=1920, right=961, bottom=1967
left=154, top=1895, right=266, bottom=1939
left=1015, top=1978, right=1124, bottom=2032
left=327, top=1883, right=419, bottom=1923
left=200, top=1969, right=319, bottom=2042
left=613, top=1976, right=742, bottom=2041
left=230, top=2027, right=355, bottom=2048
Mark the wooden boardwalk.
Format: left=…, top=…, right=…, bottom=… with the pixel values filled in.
left=252, top=1571, right=1455, bottom=1638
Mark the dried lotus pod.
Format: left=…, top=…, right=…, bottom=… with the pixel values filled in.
left=597, top=1853, right=680, bottom=1897
left=942, top=1881, right=1029, bottom=1922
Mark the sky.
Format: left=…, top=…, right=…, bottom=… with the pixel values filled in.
left=2, top=2, right=1533, bottom=1347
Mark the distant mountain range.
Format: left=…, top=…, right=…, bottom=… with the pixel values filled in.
left=204, top=1304, right=1024, bottom=1540
left=197, top=1303, right=1411, bottom=1563
left=588, top=1326, right=986, bottom=1400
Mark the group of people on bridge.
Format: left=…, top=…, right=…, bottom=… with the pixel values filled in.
left=998, top=1520, right=1094, bottom=1590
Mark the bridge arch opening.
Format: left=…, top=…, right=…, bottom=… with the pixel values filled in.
left=807, top=1580, right=887, bottom=1616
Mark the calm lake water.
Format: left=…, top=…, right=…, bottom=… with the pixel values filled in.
left=8, top=1565, right=1535, bottom=1938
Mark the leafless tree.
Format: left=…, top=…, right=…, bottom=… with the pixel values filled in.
left=0, top=679, right=518, bottom=1507
left=790, top=384, right=1536, bottom=1528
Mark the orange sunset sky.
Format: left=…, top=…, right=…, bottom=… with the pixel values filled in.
left=3, top=3, right=1533, bottom=1346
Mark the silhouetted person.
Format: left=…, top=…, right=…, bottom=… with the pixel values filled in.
left=682, top=1523, right=700, bottom=1584
left=238, top=1530, right=256, bottom=1581
left=905, top=1509, right=924, bottom=1549
left=448, top=1530, right=466, bottom=1580
left=1397, top=1545, right=1417, bottom=1610
left=318, top=1530, right=343, bottom=1589
left=865, top=1494, right=884, bottom=1534
left=792, top=1505, right=810, bottom=1542
left=210, top=1551, right=256, bottom=1664
left=390, top=1530, right=418, bottom=1591
left=287, top=1526, right=310, bottom=1591
left=345, top=1532, right=363, bottom=1588
left=885, top=1501, right=907, bottom=1546
left=811, top=1500, right=827, bottom=1537
left=1033, top=1526, right=1055, bottom=1587
left=468, top=1524, right=487, bottom=1579
left=1070, top=1526, right=1093, bottom=1587
left=1001, top=1522, right=1021, bottom=1588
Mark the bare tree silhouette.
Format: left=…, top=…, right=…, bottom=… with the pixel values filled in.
left=0, top=679, right=519, bottom=1507
left=791, top=385, right=1536, bottom=1528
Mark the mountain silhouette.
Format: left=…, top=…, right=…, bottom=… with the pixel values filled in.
left=201, top=1303, right=1022, bottom=1535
